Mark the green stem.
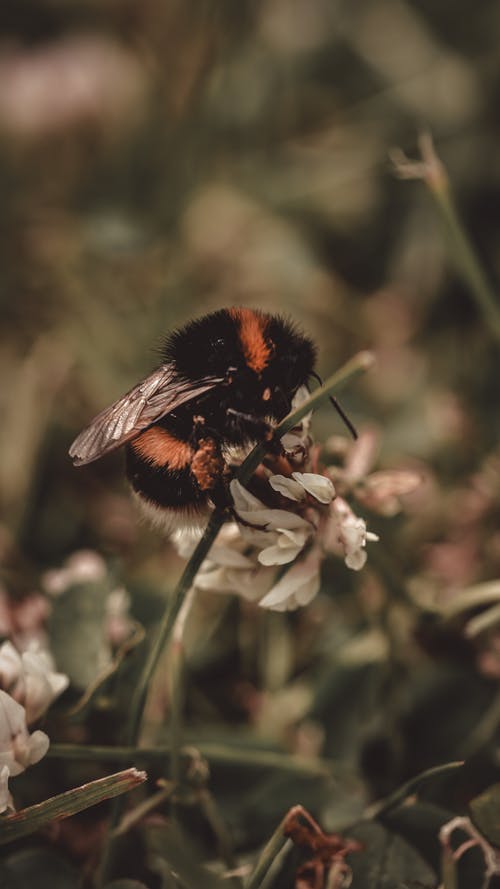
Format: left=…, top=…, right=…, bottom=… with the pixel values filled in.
left=125, top=514, right=221, bottom=748
left=393, top=133, right=500, bottom=343
left=48, top=742, right=334, bottom=778
left=433, top=182, right=500, bottom=343
left=245, top=816, right=290, bottom=889
left=170, top=585, right=197, bottom=790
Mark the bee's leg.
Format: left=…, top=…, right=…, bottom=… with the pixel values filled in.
left=225, top=409, right=282, bottom=454
left=190, top=424, right=270, bottom=532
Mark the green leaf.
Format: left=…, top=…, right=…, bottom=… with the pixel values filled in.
left=348, top=821, right=435, bottom=888
left=147, top=822, right=225, bottom=889
left=3, top=848, right=79, bottom=889
left=49, top=579, right=111, bottom=689
left=0, top=768, right=146, bottom=845
left=469, top=781, right=500, bottom=847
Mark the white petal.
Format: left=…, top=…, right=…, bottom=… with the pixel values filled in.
left=292, top=472, right=335, bottom=504
left=22, top=729, right=50, bottom=766
left=235, top=508, right=311, bottom=532
left=280, top=431, right=305, bottom=453
left=65, top=550, right=107, bottom=584
left=291, top=385, right=311, bottom=409
left=203, top=546, right=255, bottom=569
left=0, top=764, right=12, bottom=814
left=276, top=528, right=309, bottom=548
left=225, top=565, right=276, bottom=601
left=269, top=475, right=305, bottom=501
left=345, top=549, right=367, bottom=571
left=229, top=480, right=264, bottom=512
left=258, top=543, right=302, bottom=566
left=195, top=567, right=233, bottom=592
left=238, top=525, right=279, bottom=548
left=259, top=552, right=321, bottom=611
left=0, top=642, right=22, bottom=691
left=20, top=647, right=69, bottom=724
left=0, top=690, right=26, bottom=744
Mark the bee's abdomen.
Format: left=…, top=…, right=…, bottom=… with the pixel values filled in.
left=130, top=426, right=194, bottom=469
left=125, top=426, right=224, bottom=512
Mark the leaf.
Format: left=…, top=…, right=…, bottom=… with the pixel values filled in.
left=348, top=821, right=435, bottom=888
left=3, top=848, right=79, bottom=889
left=0, top=768, right=146, bottom=845
left=147, top=822, right=225, bottom=889
left=380, top=801, right=489, bottom=887
left=49, top=579, right=111, bottom=689
left=369, top=760, right=464, bottom=818
left=469, top=782, right=500, bottom=847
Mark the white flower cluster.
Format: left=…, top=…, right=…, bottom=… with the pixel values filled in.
left=174, top=457, right=378, bottom=612
left=0, top=640, right=68, bottom=813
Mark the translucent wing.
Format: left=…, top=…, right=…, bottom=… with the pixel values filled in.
left=69, top=365, right=222, bottom=466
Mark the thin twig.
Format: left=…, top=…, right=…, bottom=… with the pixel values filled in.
left=48, top=741, right=335, bottom=778
left=170, top=585, right=197, bottom=789
left=391, top=131, right=500, bottom=343
left=245, top=815, right=291, bottom=889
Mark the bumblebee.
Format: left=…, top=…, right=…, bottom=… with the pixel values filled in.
left=70, top=307, right=349, bottom=531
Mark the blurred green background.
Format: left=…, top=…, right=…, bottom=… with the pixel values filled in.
left=2, top=2, right=500, bottom=886
left=2, top=0, right=499, bottom=570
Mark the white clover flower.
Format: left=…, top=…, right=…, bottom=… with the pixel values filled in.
left=259, top=547, right=322, bottom=612
left=171, top=398, right=381, bottom=612
left=196, top=561, right=276, bottom=602
left=269, top=474, right=306, bottom=501
left=327, top=497, right=379, bottom=571
left=0, top=640, right=69, bottom=724
left=106, top=587, right=135, bottom=647
left=270, top=472, right=335, bottom=505
left=0, top=689, right=49, bottom=812
left=42, top=549, right=107, bottom=597
left=230, top=479, right=314, bottom=568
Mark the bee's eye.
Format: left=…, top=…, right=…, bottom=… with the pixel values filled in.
left=212, top=337, right=226, bottom=350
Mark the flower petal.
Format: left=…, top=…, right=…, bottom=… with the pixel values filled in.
left=229, top=479, right=265, bottom=512
left=269, top=475, right=305, bottom=501
left=259, top=550, right=321, bottom=611
left=292, top=472, right=335, bottom=504
left=0, top=764, right=12, bottom=813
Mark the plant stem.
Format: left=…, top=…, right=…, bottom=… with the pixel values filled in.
left=392, top=132, right=500, bottom=343
left=48, top=742, right=334, bottom=777
left=245, top=816, right=291, bottom=889
left=170, top=585, right=197, bottom=789
left=124, top=513, right=221, bottom=748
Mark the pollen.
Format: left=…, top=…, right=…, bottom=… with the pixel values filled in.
left=230, top=307, right=272, bottom=374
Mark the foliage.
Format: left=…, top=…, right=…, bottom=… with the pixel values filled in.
left=1, top=1, right=500, bottom=887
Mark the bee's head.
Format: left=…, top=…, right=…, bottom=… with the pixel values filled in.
left=164, top=308, right=316, bottom=418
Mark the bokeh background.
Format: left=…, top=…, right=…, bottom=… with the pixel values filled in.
left=2, top=2, right=500, bottom=887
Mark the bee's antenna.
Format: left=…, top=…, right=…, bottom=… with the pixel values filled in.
left=309, top=371, right=358, bottom=440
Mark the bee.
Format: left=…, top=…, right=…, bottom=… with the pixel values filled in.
left=69, top=307, right=354, bottom=532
